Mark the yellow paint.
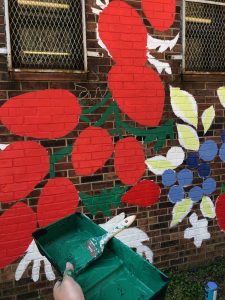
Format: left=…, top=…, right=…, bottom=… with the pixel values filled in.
left=170, top=198, right=193, bottom=227
left=18, top=0, right=69, bottom=9
left=217, top=86, right=225, bottom=108
left=170, top=86, right=198, bottom=128
left=186, top=17, right=211, bottom=24
left=177, top=123, right=200, bottom=151
left=202, top=106, right=215, bottom=134
left=147, top=159, right=174, bottom=171
left=201, top=196, right=215, bottom=219
left=23, top=51, right=70, bottom=56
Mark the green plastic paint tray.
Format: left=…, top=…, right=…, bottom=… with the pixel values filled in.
left=33, top=213, right=169, bottom=300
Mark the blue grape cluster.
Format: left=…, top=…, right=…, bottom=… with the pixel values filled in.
left=162, top=139, right=218, bottom=204
left=219, top=130, right=225, bottom=161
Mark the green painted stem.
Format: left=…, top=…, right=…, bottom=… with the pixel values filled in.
left=50, top=145, right=73, bottom=178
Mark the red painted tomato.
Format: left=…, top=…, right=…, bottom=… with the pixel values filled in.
left=98, top=0, right=147, bottom=65
left=114, top=137, right=145, bottom=185
left=0, top=89, right=81, bottom=139
left=0, top=141, right=49, bottom=203
left=216, top=194, right=225, bottom=231
left=108, top=64, right=165, bottom=126
left=72, top=127, right=114, bottom=176
left=122, top=180, right=160, bottom=207
left=37, top=177, right=79, bottom=227
left=0, top=202, right=36, bottom=269
left=141, top=0, right=176, bottom=32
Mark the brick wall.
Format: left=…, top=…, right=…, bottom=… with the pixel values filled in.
left=1, top=0, right=225, bottom=299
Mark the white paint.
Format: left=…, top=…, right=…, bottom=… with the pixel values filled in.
left=0, top=48, right=8, bottom=54
left=184, top=213, right=210, bottom=248
left=147, top=33, right=179, bottom=53
left=15, top=240, right=55, bottom=282
left=147, top=53, right=172, bottom=74
left=87, top=51, right=104, bottom=57
left=0, top=144, right=9, bottom=150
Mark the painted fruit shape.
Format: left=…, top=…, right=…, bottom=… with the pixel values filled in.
left=122, top=180, right=160, bottom=207
left=114, top=137, right=145, bottom=185
left=72, top=127, right=114, bottom=176
left=98, top=0, right=147, bottom=65
left=0, top=89, right=81, bottom=139
left=0, top=141, right=49, bottom=203
left=141, top=0, right=176, bottom=32
left=0, top=202, right=37, bottom=269
left=108, top=64, right=165, bottom=127
left=37, top=177, right=79, bottom=227
left=215, top=194, right=225, bottom=231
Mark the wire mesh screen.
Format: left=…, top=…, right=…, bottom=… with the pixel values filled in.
left=185, top=0, right=225, bottom=72
left=8, top=0, right=85, bottom=71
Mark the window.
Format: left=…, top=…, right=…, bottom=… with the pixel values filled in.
left=5, top=0, right=87, bottom=72
left=183, top=0, right=225, bottom=73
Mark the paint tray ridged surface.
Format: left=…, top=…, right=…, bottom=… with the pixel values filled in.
left=33, top=213, right=168, bottom=300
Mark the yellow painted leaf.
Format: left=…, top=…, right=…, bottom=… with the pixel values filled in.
left=200, top=196, right=215, bottom=219
left=170, top=198, right=193, bottom=227
left=177, top=123, right=200, bottom=151
left=170, top=86, right=198, bottom=128
left=201, top=106, right=215, bottom=134
left=217, top=86, right=225, bottom=108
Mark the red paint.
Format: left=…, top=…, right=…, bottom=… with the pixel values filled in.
left=122, top=180, right=160, bottom=207
left=142, top=0, right=176, bottom=32
left=0, top=202, right=36, bottom=269
left=72, top=127, right=114, bottom=176
left=0, top=141, right=49, bottom=203
left=108, top=64, right=165, bottom=126
left=114, top=137, right=145, bottom=185
left=98, top=0, right=147, bottom=65
left=0, top=89, right=81, bottom=139
left=37, top=177, right=79, bottom=227
left=216, top=194, right=225, bottom=231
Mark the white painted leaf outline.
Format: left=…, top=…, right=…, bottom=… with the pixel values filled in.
left=170, top=86, right=198, bottom=128
left=201, top=106, right=215, bottom=134
left=176, top=123, right=200, bottom=151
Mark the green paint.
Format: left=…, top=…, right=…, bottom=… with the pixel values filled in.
left=49, top=145, right=73, bottom=178
left=33, top=213, right=168, bottom=300
left=80, top=186, right=128, bottom=216
left=222, top=183, right=225, bottom=194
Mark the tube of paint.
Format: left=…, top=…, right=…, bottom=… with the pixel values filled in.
left=205, top=281, right=218, bottom=300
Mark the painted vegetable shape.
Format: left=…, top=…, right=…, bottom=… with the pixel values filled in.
left=72, top=127, right=114, bottom=176
left=114, top=137, right=145, bottom=185
left=98, top=0, right=147, bottom=65
left=0, top=202, right=36, bottom=269
left=141, top=0, right=176, bottom=32
left=108, top=64, right=165, bottom=126
left=122, top=180, right=160, bottom=207
left=0, top=141, right=49, bottom=203
left=216, top=193, right=225, bottom=231
left=37, top=177, right=79, bottom=227
left=0, top=89, right=81, bottom=139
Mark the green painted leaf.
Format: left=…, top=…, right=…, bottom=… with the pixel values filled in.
left=170, top=198, right=193, bottom=227
left=79, top=186, right=128, bottom=216
left=200, top=196, right=215, bottom=219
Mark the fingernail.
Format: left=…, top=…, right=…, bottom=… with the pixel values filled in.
left=66, top=262, right=74, bottom=270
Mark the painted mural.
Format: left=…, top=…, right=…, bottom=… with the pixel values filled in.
left=0, top=0, right=225, bottom=283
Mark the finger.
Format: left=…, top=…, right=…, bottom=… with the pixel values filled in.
left=15, top=255, right=31, bottom=281
left=43, top=258, right=56, bottom=281
left=32, top=259, right=41, bottom=282
left=54, top=280, right=62, bottom=290
left=63, top=262, right=75, bottom=279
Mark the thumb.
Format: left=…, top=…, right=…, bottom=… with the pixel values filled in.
left=63, top=262, right=75, bottom=279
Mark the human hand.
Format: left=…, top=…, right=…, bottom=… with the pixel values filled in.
left=53, top=262, right=85, bottom=300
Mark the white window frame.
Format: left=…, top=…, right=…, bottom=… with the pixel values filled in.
left=182, top=0, right=225, bottom=74
left=3, top=0, right=88, bottom=73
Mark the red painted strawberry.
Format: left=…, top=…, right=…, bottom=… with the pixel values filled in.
left=216, top=193, right=225, bottom=231
left=122, top=180, right=160, bottom=207
left=0, top=202, right=36, bottom=269
left=0, top=89, right=81, bottom=139
left=37, top=177, right=79, bottom=227
left=108, top=64, right=165, bottom=126
left=141, top=0, right=176, bottom=32
left=72, top=126, right=114, bottom=176
left=114, top=137, right=145, bottom=185
left=0, top=141, right=49, bottom=203
left=98, top=0, right=147, bottom=65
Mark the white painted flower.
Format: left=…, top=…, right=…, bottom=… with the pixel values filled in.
left=184, top=213, right=210, bottom=248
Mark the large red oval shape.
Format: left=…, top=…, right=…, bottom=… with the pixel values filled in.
left=72, top=127, right=114, bottom=176
left=0, top=202, right=36, bottom=269
left=114, top=137, right=145, bottom=185
left=122, top=180, right=160, bottom=207
left=98, top=0, right=147, bottom=65
left=142, top=0, right=176, bottom=32
left=0, top=89, right=81, bottom=139
left=37, top=177, right=79, bottom=227
left=216, top=194, right=225, bottom=232
left=0, top=141, right=49, bottom=202
left=108, top=64, right=165, bottom=127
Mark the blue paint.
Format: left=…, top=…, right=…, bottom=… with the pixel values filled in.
left=162, top=169, right=176, bottom=187
left=202, top=178, right=216, bottom=195
left=177, top=169, right=193, bottom=187
left=189, top=186, right=203, bottom=202
left=199, top=140, right=218, bottom=162
left=168, top=185, right=184, bottom=203
left=186, top=152, right=199, bottom=169
left=205, top=281, right=218, bottom=300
